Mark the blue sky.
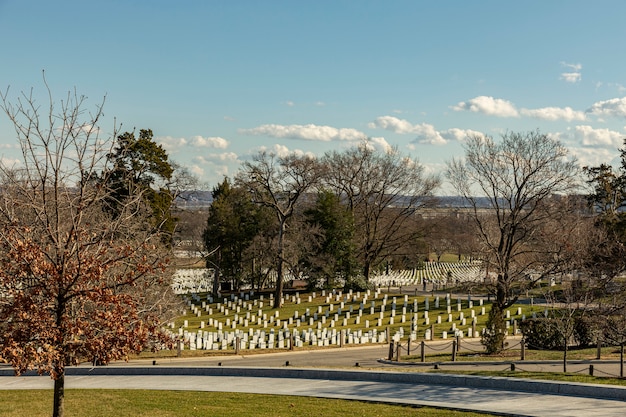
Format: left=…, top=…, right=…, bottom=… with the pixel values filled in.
left=1, top=1, right=626, bottom=191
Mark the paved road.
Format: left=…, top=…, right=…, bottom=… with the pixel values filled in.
left=116, top=340, right=625, bottom=379
left=3, top=343, right=626, bottom=416
left=2, top=371, right=625, bottom=417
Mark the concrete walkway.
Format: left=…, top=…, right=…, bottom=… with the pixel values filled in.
left=2, top=362, right=626, bottom=416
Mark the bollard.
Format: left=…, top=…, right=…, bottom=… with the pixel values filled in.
left=388, top=342, right=395, bottom=360
left=421, top=341, right=426, bottom=363
left=456, top=335, right=461, bottom=352
left=589, top=364, right=594, bottom=376
left=510, top=363, right=516, bottom=371
left=452, top=340, right=457, bottom=362
left=521, top=338, right=526, bottom=361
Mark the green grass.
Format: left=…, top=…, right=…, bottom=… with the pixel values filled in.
left=0, top=390, right=496, bottom=417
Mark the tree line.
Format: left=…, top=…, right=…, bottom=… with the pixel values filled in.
left=203, top=145, right=440, bottom=308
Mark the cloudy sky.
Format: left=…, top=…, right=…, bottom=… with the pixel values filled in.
left=1, top=1, right=625, bottom=191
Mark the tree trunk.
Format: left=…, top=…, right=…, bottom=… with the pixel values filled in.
left=212, top=250, right=221, bottom=299
left=363, top=261, right=371, bottom=283
left=563, top=339, right=568, bottom=373
left=619, top=343, right=624, bottom=378
left=53, top=369, right=65, bottom=417
left=274, top=220, right=285, bottom=308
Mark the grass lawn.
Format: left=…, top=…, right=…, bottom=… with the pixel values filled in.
left=0, top=390, right=496, bottom=417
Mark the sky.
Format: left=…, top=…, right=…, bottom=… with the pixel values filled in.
left=1, top=1, right=626, bottom=192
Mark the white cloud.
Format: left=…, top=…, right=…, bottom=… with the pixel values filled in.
left=562, top=62, right=582, bottom=72
left=193, top=152, right=239, bottom=164
left=573, top=125, right=623, bottom=147
left=417, top=126, right=447, bottom=145
left=568, top=146, right=616, bottom=169
left=587, top=97, right=626, bottom=118
left=191, top=157, right=230, bottom=179
left=240, top=124, right=368, bottom=142
left=157, top=136, right=188, bottom=151
left=369, top=116, right=447, bottom=144
left=0, top=143, right=19, bottom=150
left=560, top=62, right=582, bottom=83
left=368, top=136, right=393, bottom=153
left=369, top=116, right=420, bottom=134
left=451, top=96, right=519, bottom=117
left=190, top=136, right=229, bottom=149
left=254, top=144, right=317, bottom=159
left=560, top=72, right=581, bottom=83
left=272, top=144, right=291, bottom=157
left=452, top=96, right=587, bottom=122
left=442, top=128, right=485, bottom=142
left=189, top=165, right=204, bottom=177
left=520, top=106, right=586, bottom=121
left=0, top=157, right=21, bottom=167
left=157, top=135, right=230, bottom=152
left=369, top=116, right=484, bottom=145
left=214, top=152, right=239, bottom=161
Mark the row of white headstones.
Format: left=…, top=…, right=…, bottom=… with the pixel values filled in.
left=170, top=289, right=527, bottom=351
left=171, top=262, right=484, bottom=295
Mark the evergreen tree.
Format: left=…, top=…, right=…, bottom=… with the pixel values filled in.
left=103, top=129, right=176, bottom=241
left=203, top=178, right=271, bottom=295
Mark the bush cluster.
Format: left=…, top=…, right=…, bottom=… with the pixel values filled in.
left=520, top=315, right=602, bottom=350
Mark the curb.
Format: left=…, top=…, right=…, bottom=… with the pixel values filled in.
left=3, top=366, right=625, bottom=402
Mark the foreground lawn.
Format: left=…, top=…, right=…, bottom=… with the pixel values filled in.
left=0, top=390, right=496, bottom=417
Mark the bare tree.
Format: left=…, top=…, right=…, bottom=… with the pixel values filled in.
left=237, top=151, right=319, bottom=307
left=0, top=81, right=174, bottom=417
left=447, top=131, right=580, bottom=353
left=322, top=143, right=440, bottom=283
left=601, top=309, right=626, bottom=378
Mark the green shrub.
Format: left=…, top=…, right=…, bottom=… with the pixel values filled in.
left=481, top=306, right=507, bottom=354
left=520, top=318, right=562, bottom=350
left=573, top=315, right=599, bottom=348
left=344, top=275, right=372, bottom=292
